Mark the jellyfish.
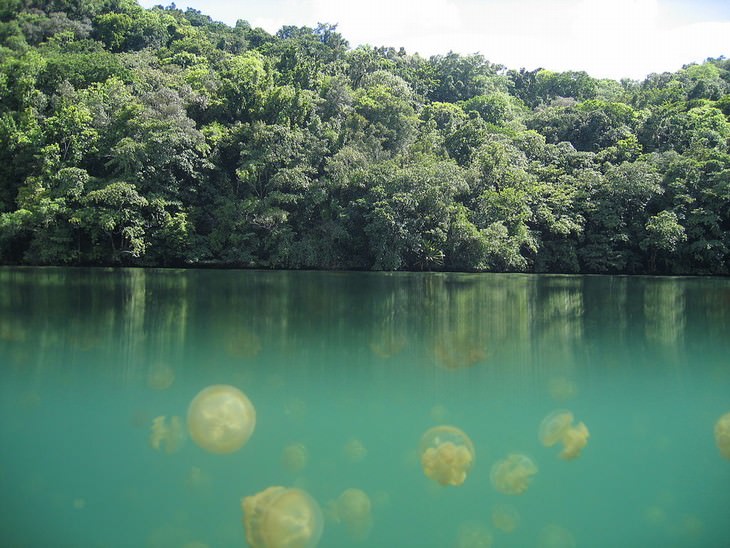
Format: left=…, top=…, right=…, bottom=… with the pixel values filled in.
left=537, top=524, right=576, bottom=548
left=281, top=443, right=309, bottom=473
left=146, top=362, right=175, bottom=390
left=455, top=522, right=493, bottom=548
left=241, top=486, right=323, bottom=548
left=343, top=438, right=368, bottom=463
left=714, top=412, right=730, bottom=459
left=149, top=415, right=185, bottom=454
left=539, top=410, right=590, bottom=460
left=419, top=425, right=475, bottom=486
left=187, top=385, right=256, bottom=454
left=328, top=488, right=373, bottom=542
left=432, top=333, right=487, bottom=370
left=225, top=329, right=262, bottom=359
left=491, top=503, right=520, bottom=533
left=185, top=466, right=212, bottom=494
left=490, top=453, right=538, bottom=495
left=547, top=377, right=577, bottom=402
left=369, top=330, right=407, bottom=359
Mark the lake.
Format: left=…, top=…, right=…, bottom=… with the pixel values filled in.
left=0, top=267, right=728, bottom=547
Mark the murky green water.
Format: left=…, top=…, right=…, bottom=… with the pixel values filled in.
left=1, top=268, right=729, bottom=547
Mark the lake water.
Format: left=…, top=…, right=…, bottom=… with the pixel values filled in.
left=0, top=267, right=729, bottom=547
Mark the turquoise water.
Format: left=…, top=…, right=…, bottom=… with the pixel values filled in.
left=0, top=268, right=729, bottom=547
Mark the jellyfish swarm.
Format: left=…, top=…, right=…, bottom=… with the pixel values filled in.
left=714, top=412, right=730, bottom=459
left=539, top=410, right=589, bottom=460
left=187, top=385, right=256, bottom=454
left=242, top=486, right=323, bottom=548
left=490, top=453, right=538, bottom=495
left=149, top=415, right=185, bottom=454
left=419, top=426, right=475, bottom=486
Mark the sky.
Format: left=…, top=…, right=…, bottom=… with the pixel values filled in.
left=137, top=0, right=730, bottom=81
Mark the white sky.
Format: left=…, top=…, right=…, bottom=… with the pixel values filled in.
left=138, top=0, right=730, bottom=81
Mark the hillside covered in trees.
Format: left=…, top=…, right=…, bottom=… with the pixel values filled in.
left=1, top=0, right=729, bottom=273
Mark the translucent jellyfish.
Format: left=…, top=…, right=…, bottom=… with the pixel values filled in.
left=490, top=453, right=538, bottom=495
left=146, top=362, right=175, bottom=390
left=328, top=488, right=373, bottom=541
left=455, top=522, right=493, bottom=548
left=419, top=425, right=475, bottom=486
left=429, top=404, right=449, bottom=423
left=547, top=377, right=577, bottom=402
left=187, top=385, right=256, bottom=454
left=185, top=466, right=212, bottom=494
left=537, top=524, right=576, bottom=548
left=343, top=438, right=368, bottom=463
left=281, top=443, right=309, bottom=473
left=714, top=412, right=730, bottom=459
left=242, top=486, right=323, bottom=548
left=369, top=330, right=407, bottom=358
left=539, top=410, right=590, bottom=460
left=432, top=334, right=487, bottom=370
left=225, top=329, right=262, bottom=359
left=149, top=415, right=185, bottom=454
left=491, top=503, right=520, bottom=533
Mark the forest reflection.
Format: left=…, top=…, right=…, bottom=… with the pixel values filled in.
left=0, top=268, right=725, bottom=382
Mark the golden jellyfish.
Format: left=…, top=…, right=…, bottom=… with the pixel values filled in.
left=281, top=443, right=309, bottom=473
left=539, top=410, right=590, bottom=460
left=149, top=415, right=185, bottom=454
left=328, top=488, right=373, bottom=542
left=490, top=453, right=538, bottom=495
left=146, top=362, right=175, bottom=390
left=491, top=503, right=520, bottom=533
left=714, top=412, right=730, bottom=459
left=242, top=486, right=323, bottom=548
left=225, top=329, right=262, bottom=359
left=187, top=385, right=256, bottom=454
left=343, top=438, right=368, bottom=463
left=419, top=425, right=475, bottom=486
left=537, top=524, right=576, bottom=548
left=547, top=377, right=577, bottom=402
left=455, top=522, right=493, bottom=548
left=369, top=330, right=407, bottom=359
left=432, top=334, right=487, bottom=370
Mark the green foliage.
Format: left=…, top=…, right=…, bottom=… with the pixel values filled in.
left=0, top=2, right=728, bottom=273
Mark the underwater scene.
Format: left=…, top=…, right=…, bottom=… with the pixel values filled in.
left=0, top=268, right=729, bottom=547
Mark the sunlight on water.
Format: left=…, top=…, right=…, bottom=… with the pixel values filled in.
left=0, top=268, right=729, bottom=547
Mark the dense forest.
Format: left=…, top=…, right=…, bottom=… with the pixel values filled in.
left=0, top=0, right=729, bottom=273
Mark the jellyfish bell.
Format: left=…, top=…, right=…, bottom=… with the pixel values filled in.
left=331, top=488, right=373, bottom=541
left=146, top=362, right=175, bottom=390
left=242, top=486, right=323, bottom=548
left=343, top=438, right=368, bottom=463
left=547, top=377, right=578, bottom=402
left=560, top=422, right=589, bottom=460
left=491, top=503, right=520, bottom=533
left=419, top=425, right=475, bottom=486
left=539, top=410, right=574, bottom=447
left=490, top=453, right=538, bottom=495
left=225, top=329, right=262, bottom=359
left=455, top=522, right=493, bottom=548
left=281, top=443, right=309, bottom=473
left=537, top=524, right=576, bottom=548
left=714, top=412, right=730, bottom=459
left=187, top=385, right=256, bottom=454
